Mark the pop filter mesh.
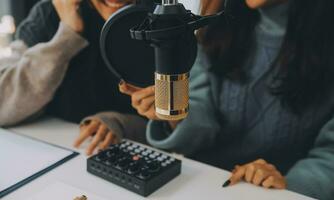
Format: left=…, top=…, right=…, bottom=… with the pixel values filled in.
left=101, top=5, right=155, bottom=87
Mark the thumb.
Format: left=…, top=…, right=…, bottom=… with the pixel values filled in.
left=119, top=81, right=144, bottom=95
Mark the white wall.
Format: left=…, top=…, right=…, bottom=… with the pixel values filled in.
left=179, top=0, right=200, bottom=14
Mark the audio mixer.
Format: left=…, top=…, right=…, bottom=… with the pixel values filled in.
left=87, top=140, right=181, bottom=197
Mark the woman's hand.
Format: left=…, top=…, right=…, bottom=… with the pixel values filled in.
left=119, top=82, right=159, bottom=120
left=52, top=0, right=84, bottom=33
left=228, top=159, right=286, bottom=189
left=119, top=81, right=182, bottom=129
left=74, top=119, right=116, bottom=155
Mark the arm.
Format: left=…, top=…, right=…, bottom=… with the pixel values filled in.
left=81, top=111, right=148, bottom=143
left=77, top=112, right=148, bottom=155
left=0, top=23, right=88, bottom=127
left=286, top=116, right=334, bottom=200
left=146, top=48, right=220, bottom=155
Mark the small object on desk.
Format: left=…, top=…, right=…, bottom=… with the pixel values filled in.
left=74, top=195, right=87, bottom=200
left=27, top=182, right=108, bottom=200
left=222, top=179, right=231, bottom=188
left=87, top=140, right=182, bottom=197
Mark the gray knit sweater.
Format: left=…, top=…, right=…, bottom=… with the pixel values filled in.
left=0, top=22, right=147, bottom=141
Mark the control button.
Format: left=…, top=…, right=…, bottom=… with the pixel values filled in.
left=127, top=146, right=134, bottom=151
left=146, top=149, right=153, bottom=154
left=141, top=151, right=148, bottom=156
left=161, top=163, right=168, bottom=167
left=157, top=156, right=165, bottom=162
left=132, top=144, right=139, bottom=148
left=165, top=160, right=172, bottom=165
left=153, top=152, right=160, bottom=157
left=125, top=141, right=132, bottom=146
left=132, top=155, right=140, bottom=161
left=169, top=158, right=175, bottom=162
left=161, top=155, right=168, bottom=159
left=139, top=146, right=145, bottom=151
left=162, top=161, right=169, bottom=166
left=149, top=154, right=156, bottom=159
left=134, top=149, right=141, bottom=154
left=143, top=150, right=150, bottom=155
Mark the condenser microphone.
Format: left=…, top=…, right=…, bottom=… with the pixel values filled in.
left=130, top=0, right=226, bottom=120
left=99, top=0, right=226, bottom=120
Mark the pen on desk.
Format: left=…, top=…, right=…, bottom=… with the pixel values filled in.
left=222, top=179, right=231, bottom=188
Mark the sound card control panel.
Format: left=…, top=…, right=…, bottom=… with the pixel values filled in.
left=87, top=140, right=181, bottom=197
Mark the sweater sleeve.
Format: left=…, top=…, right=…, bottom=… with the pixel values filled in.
left=16, top=0, right=59, bottom=47
left=146, top=48, right=220, bottom=156
left=286, top=115, right=334, bottom=200
left=0, top=23, right=88, bottom=127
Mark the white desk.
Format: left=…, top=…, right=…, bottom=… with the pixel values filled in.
left=3, top=118, right=314, bottom=200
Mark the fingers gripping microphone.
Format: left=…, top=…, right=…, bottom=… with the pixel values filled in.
left=130, top=0, right=225, bottom=120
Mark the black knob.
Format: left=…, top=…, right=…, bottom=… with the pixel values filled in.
left=116, top=158, right=131, bottom=170
left=138, top=169, right=151, bottom=180
left=106, top=147, right=120, bottom=157
left=128, top=162, right=141, bottom=175
left=147, top=161, right=160, bottom=173
left=105, top=157, right=117, bottom=166
left=95, top=152, right=108, bottom=162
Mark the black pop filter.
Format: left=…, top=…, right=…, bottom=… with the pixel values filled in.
left=100, top=4, right=155, bottom=87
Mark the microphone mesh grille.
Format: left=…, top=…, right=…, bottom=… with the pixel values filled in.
left=155, top=78, right=169, bottom=110
left=173, top=79, right=189, bottom=110
left=155, top=74, right=189, bottom=120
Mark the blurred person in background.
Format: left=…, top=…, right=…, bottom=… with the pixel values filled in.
left=0, top=0, right=148, bottom=155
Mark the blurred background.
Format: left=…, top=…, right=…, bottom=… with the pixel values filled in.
left=0, top=0, right=40, bottom=58
left=0, top=0, right=199, bottom=59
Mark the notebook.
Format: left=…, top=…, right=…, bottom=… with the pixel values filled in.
left=0, top=128, right=78, bottom=198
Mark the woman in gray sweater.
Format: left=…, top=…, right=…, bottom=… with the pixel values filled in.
left=0, top=0, right=147, bottom=155
left=116, top=0, right=334, bottom=199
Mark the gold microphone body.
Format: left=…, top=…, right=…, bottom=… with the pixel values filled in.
left=155, top=72, right=189, bottom=120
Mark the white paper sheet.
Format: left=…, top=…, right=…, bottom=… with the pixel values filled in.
left=0, top=128, right=75, bottom=193
left=27, top=182, right=108, bottom=200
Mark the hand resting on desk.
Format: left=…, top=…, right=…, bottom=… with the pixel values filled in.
left=73, top=110, right=147, bottom=155
left=74, top=119, right=118, bottom=156
left=228, top=159, right=287, bottom=189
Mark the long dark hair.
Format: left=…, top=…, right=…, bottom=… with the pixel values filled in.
left=199, top=0, right=334, bottom=113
